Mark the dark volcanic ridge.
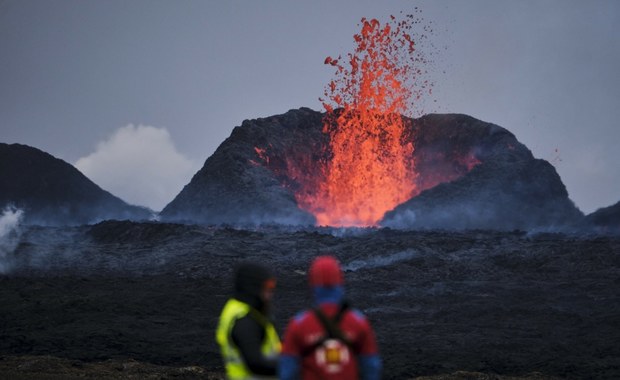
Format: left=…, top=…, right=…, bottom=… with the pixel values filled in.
left=2, top=108, right=618, bottom=232
left=0, top=143, right=151, bottom=225
left=161, top=108, right=592, bottom=231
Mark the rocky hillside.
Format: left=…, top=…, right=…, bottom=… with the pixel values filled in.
left=382, top=114, right=584, bottom=230
left=0, top=143, right=151, bottom=225
left=160, top=108, right=322, bottom=225
left=162, top=108, right=584, bottom=230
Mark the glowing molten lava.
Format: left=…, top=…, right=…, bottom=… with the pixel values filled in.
left=298, top=16, right=428, bottom=227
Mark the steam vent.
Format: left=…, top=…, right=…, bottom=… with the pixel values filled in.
left=160, top=108, right=583, bottom=230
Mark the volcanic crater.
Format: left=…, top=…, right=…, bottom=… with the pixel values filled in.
left=161, top=108, right=581, bottom=231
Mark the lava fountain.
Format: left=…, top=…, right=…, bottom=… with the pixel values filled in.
left=296, top=16, right=432, bottom=227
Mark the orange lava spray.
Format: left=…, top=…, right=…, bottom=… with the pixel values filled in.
left=295, top=15, right=430, bottom=226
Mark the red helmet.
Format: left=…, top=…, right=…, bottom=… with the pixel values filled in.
left=309, top=255, right=344, bottom=287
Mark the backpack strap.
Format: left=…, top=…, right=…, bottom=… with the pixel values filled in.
left=301, top=303, right=354, bottom=357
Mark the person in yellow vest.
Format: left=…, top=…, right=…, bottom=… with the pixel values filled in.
left=216, top=262, right=281, bottom=379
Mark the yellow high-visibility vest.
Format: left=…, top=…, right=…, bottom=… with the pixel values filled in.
left=216, top=298, right=281, bottom=380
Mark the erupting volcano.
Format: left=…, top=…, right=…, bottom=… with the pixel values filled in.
left=161, top=15, right=583, bottom=230
left=291, top=17, right=414, bottom=226
left=292, top=16, right=430, bottom=227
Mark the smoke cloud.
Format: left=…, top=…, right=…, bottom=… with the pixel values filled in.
left=0, top=207, right=24, bottom=274
left=75, top=125, right=199, bottom=211
left=342, top=249, right=418, bottom=272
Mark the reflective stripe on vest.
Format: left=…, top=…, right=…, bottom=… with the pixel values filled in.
left=216, top=298, right=281, bottom=380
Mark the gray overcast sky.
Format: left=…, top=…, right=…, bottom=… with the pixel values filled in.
left=1, top=0, right=618, bottom=213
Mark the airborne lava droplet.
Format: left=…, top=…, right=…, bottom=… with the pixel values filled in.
left=295, top=15, right=433, bottom=227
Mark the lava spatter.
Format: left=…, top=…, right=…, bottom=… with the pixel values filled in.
left=297, top=15, right=433, bottom=226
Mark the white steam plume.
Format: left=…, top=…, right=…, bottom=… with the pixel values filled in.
left=342, top=249, right=418, bottom=272
left=75, top=124, right=199, bottom=211
left=0, top=207, right=24, bottom=274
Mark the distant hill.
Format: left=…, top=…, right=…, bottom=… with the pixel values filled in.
left=0, top=143, right=151, bottom=225
left=583, top=201, right=620, bottom=233
left=161, top=108, right=584, bottom=230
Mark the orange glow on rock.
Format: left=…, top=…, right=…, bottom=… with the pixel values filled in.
left=297, top=16, right=426, bottom=227
left=248, top=14, right=477, bottom=227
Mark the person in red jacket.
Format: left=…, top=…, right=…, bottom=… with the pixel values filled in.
left=279, top=255, right=382, bottom=380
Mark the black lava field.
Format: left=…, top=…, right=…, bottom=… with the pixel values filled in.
left=1, top=221, right=619, bottom=379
